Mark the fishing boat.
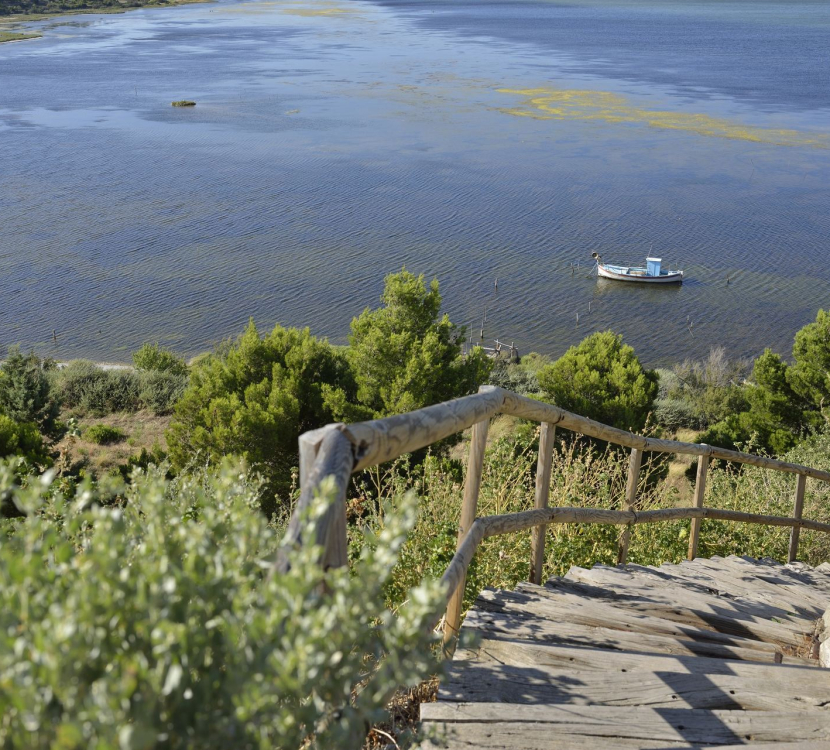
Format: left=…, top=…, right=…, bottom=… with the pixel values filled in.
left=592, top=253, right=683, bottom=284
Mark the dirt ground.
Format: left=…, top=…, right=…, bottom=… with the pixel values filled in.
left=53, top=410, right=172, bottom=478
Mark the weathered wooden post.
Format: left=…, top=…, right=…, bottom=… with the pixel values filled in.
left=687, top=451, right=710, bottom=561
left=530, top=422, right=556, bottom=585
left=275, top=426, right=353, bottom=576
left=297, top=425, right=350, bottom=570
left=788, top=473, right=807, bottom=563
left=617, top=448, right=643, bottom=566
left=443, top=418, right=490, bottom=652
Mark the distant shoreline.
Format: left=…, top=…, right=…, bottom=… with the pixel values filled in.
left=0, top=0, right=212, bottom=43
left=0, top=359, right=135, bottom=370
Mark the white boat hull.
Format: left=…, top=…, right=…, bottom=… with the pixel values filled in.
left=597, top=264, right=683, bottom=284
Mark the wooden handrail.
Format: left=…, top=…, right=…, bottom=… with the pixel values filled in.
left=324, top=386, right=830, bottom=481
left=280, top=385, right=830, bottom=648
left=436, top=504, right=830, bottom=627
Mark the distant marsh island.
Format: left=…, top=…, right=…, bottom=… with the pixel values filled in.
left=0, top=0, right=210, bottom=41
left=0, top=28, right=38, bottom=40
left=0, top=0, right=208, bottom=14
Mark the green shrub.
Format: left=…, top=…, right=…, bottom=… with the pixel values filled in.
left=0, top=347, right=60, bottom=438
left=50, top=359, right=101, bottom=401
left=52, top=361, right=140, bottom=415
left=137, top=370, right=188, bottom=415
left=0, top=463, right=443, bottom=749
left=788, top=308, right=830, bottom=413
left=132, top=343, right=188, bottom=377
left=665, top=348, right=750, bottom=430
left=691, top=312, right=830, bottom=456
left=53, top=363, right=182, bottom=415
left=537, top=331, right=658, bottom=432
left=85, top=424, right=127, bottom=445
left=487, top=353, right=549, bottom=396
left=0, top=414, right=49, bottom=466
left=653, top=396, right=699, bottom=430
left=696, top=349, right=813, bottom=456
left=167, top=321, right=360, bottom=514
left=84, top=369, right=141, bottom=414
left=116, top=444, right=170, bottom=481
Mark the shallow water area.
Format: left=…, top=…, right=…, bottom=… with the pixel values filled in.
left=1, top=0, right=829, bottom=364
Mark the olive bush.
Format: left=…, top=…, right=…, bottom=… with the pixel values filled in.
left=0, top=463, right=443, bottom=749
left=51, top=361, right=186, bottom=416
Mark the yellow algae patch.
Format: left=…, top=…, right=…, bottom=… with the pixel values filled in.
left=497, top=87, right=829, bottom=148
left=281, top=4, right=353, bottom=16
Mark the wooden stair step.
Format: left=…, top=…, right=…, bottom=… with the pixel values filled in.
left=696, top=744, right=830, bottom=749
left=420, top=703, right=830, bottom=747
left=494, top=584, right=779, bottom=651
left=420, top=738, right=830, bottom=750
left=729, top=555, right=830, bottom=594
left=685, top=557, right=830, bottom=611
left=525, top=578, right=812, bottom=650
left=631, top=563, right=826, bottom=619
left=423, top=554, right=830, bottom=748
left=464, top=605, right=789, bottom=664
left=478, top=588, right=782, bottom=654
left=458, top=636, right=823, bottom=677
left=565, top=564, right=816, bottom=631
left=670, top=558, right=828, bottom=609
left=440, top=659, right=830, bottom=711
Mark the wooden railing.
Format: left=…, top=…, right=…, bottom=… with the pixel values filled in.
left=277, top=385, right=830, bottom=650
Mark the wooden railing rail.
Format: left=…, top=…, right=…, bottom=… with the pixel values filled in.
left=277, top=385, right=830, bottom=650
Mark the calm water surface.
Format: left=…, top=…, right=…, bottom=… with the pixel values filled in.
left=1, top=0, right=829, bottom=364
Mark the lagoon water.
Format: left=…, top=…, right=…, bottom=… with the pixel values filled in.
left=1, top=0, right=829, bottom=364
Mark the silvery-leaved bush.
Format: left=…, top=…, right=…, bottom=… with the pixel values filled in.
left=0, top=460, right=443, bottom=749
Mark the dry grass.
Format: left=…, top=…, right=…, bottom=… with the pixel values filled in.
left=364, top=677, right=439, bottom=750
left=54, top=410, right=171, bottom=477
left=661, top=427, right=698, bottom=504
left=448, top=414, right=539, bottom=464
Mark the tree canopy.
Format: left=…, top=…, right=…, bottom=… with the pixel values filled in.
left=0, top=347, right=59, bottom=438
left=167, top=322, right=356, bottom=514
left=348, top=269, right=491, bottom=417
left=788, top=308, right=830, bottom=412
left=537, top=331, right=658, bottom=432
left=698, top=310, right=830, bottom=455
